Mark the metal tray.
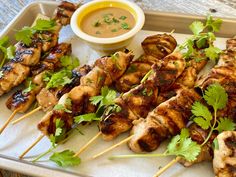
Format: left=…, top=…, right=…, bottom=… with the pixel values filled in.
left=0, top=1, right=236, bottom=177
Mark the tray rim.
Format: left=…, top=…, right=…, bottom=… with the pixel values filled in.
left=0, top=1, right=236, bottom=177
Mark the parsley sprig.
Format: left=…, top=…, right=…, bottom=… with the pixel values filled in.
left=178, top=15, right=222, bottom=62
left=191, top=83, right=235, bottom=146
left=110, top=129, right=201, bottom=162
left=15, top=19, right=56, bottom=46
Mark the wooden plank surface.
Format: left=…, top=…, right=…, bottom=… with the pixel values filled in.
left=0, top=0, right=236, bottom=177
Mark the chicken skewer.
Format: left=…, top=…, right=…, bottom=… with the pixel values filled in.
left=0, top=1, right=80, bottom=134
left=116, top=33, right=177, bottom=92
left=6, top=43, right=72, bottom=120
left=91, top=50, right=209, bottom=158
left=0, top=1, right=79, bottom=97
left=75, top=52, right=187, bottom=158
left=19, top=50, right=134, bottom=158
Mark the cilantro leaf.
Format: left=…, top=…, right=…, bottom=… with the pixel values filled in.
left=189, top=21, right=204, bottom=35
left=0, top=36, right=9, bottom=46
left=15, top=27, right=33, bottom=46
left=205, top=46, right=221, bottom=61
left=54, top=104, right=72, bottom=113
left=192, top=101, right=212, bottom=130
left=32, top=19, right=56, bottom=31
left=15, top=19, right=56, bottom=45
left=6, top=45, right=16, bottom=59
left=0, top=36, right=13, bottom=67
left=45, top=69, right=72, bottom=89
left=22, top=79, right=36, bottom=94
left=59, top=55, right=80, bottom=70
left=213, top=138, right=219, bottom=150
left=206, top=15, right=222, bottom=32
left=166, top=128, right=201, bottom=161
left=0, top=71, right=3, bottom=78
left=215, top=117, right=235, bottom=133
left=90, top=86, right=117, bottom=111
left=50, top=150, right=81, bottom=167
left=50, top=119, right=66, bottom=147
left=74, top=113, right=100, bottom=124
left=203, top=83, right=228, bottom=111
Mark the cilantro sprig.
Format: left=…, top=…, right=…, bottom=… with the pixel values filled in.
left=110, top=129, right=201, bottom=162
left=74, top=86, right=120, bottom=124
left=49, top=119, right=67, bottom=147
left=0, top=36, right=16, bottom=67
left=15, top=19, right=56, bottom=46
left=179, top=15, right=222, bottom=62
left=43, top=69, right=72, bottom=89
left=22, top=78, right=36, bottom=94
left=191, top=83, right=235, bottom=146
left=50, top=150, right=81, bottom=167
left=43, top=55, right=80, bottom=89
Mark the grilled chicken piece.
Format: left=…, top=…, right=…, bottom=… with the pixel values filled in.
left=38, top=51, right=133, bottom=137
left=13, top=42, right=42, bottom=66
left=38, top=94, right=73, bottom=137
left=36, top=88, right=59, bottom=112
left=0, top=63, right=30, bottom=96
left=35, top=30, right=59, bottom=53
left=177, top=59, right=208, bottom=88
left=100, top=52, right=186, bottom=140
left=31, top=43, right=72, bottom=76
left=116, top=34, right=177, bottom=92
left=43, top=42, right=72, bottom=68
left=70, top=51, right=134, bottom=116
left=142, top=33, right=177, bottom=59
left=129, top=88, right=201, bottom=153
left=53, top=1, right=79, bottom=26
left=6, top=91, right=36, bottom=113
left=213, top=131, right=236, bottom=177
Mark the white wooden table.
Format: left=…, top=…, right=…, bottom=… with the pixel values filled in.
left=0, top=0, right=236, bottom=176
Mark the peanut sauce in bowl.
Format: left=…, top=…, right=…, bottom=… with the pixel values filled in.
left=81, top=7, right=135, bottom=38
left=71, top=0, right=145, bottom=52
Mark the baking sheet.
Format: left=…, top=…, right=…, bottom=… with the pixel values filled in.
left=0, top=1, right=233, bottom=177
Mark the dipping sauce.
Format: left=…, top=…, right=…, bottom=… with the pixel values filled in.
left=80, top=7, right=135, bottom=38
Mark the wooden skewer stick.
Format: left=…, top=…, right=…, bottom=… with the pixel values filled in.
left=74, top=132, right=101, bottom=157
left=19, top=134, right=45, bottom=159
left=0, top=110, right=18, bottom=134
left=153, top=157, right=181, bottom=177
left=12, top=106, right=42, bottom=125
left=92, top=135, right=134, bottom=159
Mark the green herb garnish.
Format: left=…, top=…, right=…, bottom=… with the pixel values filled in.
left=119, top=16, right=127, bottom=20
left=178, top=15, right=222, bottom=62
left=50, top=150, right=81, bottom=167
left=15, top=19, right=56, bottom=46
left=192, top=83, right=235, bottom=145
left=121, top=22, right=129, bottom=30
left=111, top=29, right=118, bottom=32
left=93, top=20, right=101, bottom=27
left=0, top=36, right=16, bottom=67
